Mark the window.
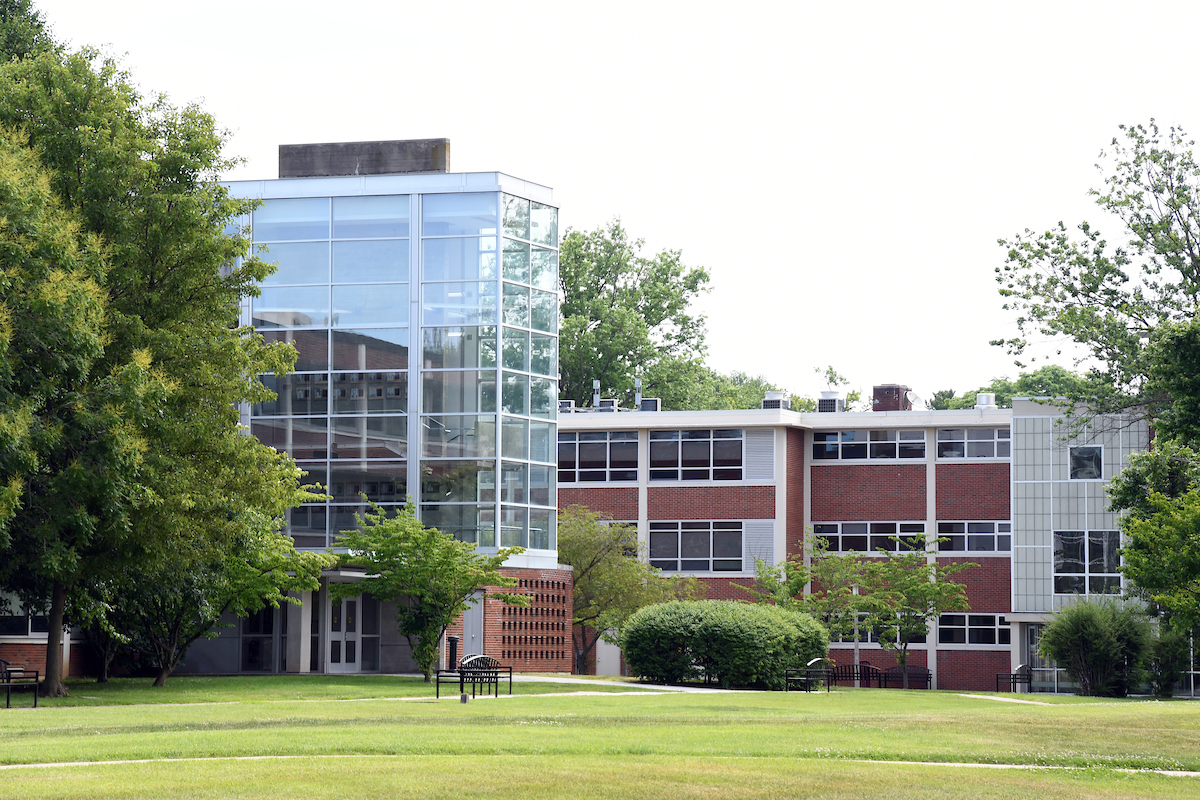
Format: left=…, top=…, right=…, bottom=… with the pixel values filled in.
left=937, top=522, right=1011, bottom=552
left=1053, top=530, right=1120, bottom=594
left=936, top=428, right=1011, bottom=459
left=813, top=522, right=925, bottom=553
left=1069, top=446, right=1102, bottom=479
left=938, top=614, right=1011, bottom=645
left=649, top=429, right=742, bottom=480
left=0, top=594, right=48, bottom=637
left=649, top=521, right=743, bottom=572
left=812, top=429, right=925, bottom=461
left=557, top=431, right=638, bottom=482
left=833, top=612, right=927, bottom=644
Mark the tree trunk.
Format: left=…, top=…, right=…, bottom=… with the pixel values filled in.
left=899, top=647, right=909, bottom=690
left=42, top=582, right=68, bottom=697
left=573, top=625, right=598, bottom=675
left=153, top=665, right=170, bottom=687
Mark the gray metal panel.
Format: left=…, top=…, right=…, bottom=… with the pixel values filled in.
left=743, top=429, right=775, bottom=482
left=462, top=591, right=485, bottom=656
left=280, top=139, right=450, bottom=177
left=744, top=520, right=774, bottom=566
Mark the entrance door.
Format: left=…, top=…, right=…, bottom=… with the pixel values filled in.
left=462, top=591, right=484, bottom=657
left=328, top=596, right=359, bottom=673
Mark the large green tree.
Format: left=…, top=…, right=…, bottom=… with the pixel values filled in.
left=331, top=504, right=528, bottom=681
left=927, top=366, right=1094, bottom=410
left=558, top=220, right=710, bottom=409
left=557, top=505, right=701, bottom=674
left=0, top=47, right=309, bottom=696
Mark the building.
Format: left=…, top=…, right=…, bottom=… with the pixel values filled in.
left=560, top=385, right=1192, bottom=693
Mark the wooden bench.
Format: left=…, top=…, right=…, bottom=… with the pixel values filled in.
left=996, top=664, right=1032, bottom=693
left=829, top=662, right=883, bottom=688
left=435, top=654, right=513, bottom=699
left=0, top=659, right=39, bottom=709
left=784, top=658, right=833, bottom=693
left=882, top=665, right=932, bottom=689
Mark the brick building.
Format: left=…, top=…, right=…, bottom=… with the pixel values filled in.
left=560, top=386, right=1180, bottom=693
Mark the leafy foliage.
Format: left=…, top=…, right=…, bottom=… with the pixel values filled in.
left=331, top=504, right=528, bottom=681
left=621, top=600, right=828, bottom=689
left=1146, top=624, right=1190, bottom=698
left=558, top=220, right=710, bottom=409
left=927, top=366, right=1094, bottom=410
left=1038, top=599, right=1149, bottom=697
left=557, top=505, right=701, bottom=673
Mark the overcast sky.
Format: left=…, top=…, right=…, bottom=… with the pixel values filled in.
left=43, top=0, right=1200, bottom=404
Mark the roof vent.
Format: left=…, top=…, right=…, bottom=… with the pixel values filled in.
left=762, top=390, right=790, bottom=410
left=639, top=397, right=661, bottom=412
left=817, top=391, right=844, bottom=413
left=974, top=393, right=999, bottom=410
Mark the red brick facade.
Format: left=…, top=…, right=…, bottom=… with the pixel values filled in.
left=939, top=556, right=1011, bottom=614
left=786, top=428, right=805, bottom=559
left=0, top=641, right=89, bottom=678
left=559, top=487, right=638, bottom=521
left=935, top=463, right=1010, bottom=520
left=647, top=486, right=775, bottom=520
left=695, top=576, right=757, bottom=601
left=810, top=463, right=927, bottom=521
left=937, top=649, right=1012, bottom=691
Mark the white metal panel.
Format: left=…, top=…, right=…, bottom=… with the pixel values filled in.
left=744, top=520, right=774, bottom=567
left=744, top=429, right=775, bottom=482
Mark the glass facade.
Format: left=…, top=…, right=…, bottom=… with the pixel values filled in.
left=245, top=188, right=558, bottom=554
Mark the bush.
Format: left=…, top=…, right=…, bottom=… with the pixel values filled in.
left=1038, top=600, right=1149, bottom=697
left=1147, top=625, right=1191, bottom=697
left=621, top=601, right=828, bottom=689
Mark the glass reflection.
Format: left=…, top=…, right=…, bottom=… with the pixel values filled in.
left=530, top=377, right=555, bottom=418
left=421, top=327, right=496, bottom=369
left=421, top=193, right=498, bottom=237
left=258, top=242, right=329, bottom=285
left=252, top=286, right=330, bottom=328
left=500, top=505, right=527, bottom=548
left=331, top=371, right=407, bottom=414
left=331, top=415, right=407, bottom=459
left=530, top=334, right=556, bottom=376
left=421, top=370, right=497, bottom=414
left=332, top=195, right=409, bottom=239
left=502, top=416, right=528, bottom=459
left=422, top=237, right=497, bottom=281
left=502, top=372, right=528, bottom=415
left=420, top=503, right=495, bottom=546
left=531, top=248, right=557, bottom=291
left=420, top=461, right=497, bottom=503
left=529, top=421, right=554, bottom=463
left=502, top=239, right=529, bottom=283
left=254, top=198, right=329, bottom=242
left=333, top=240, right=408, bottom=283
left=421, top=415, right=497, bottom=458
left=502, top=194, right=530, bottom=239
left=530, top=202, right=558, bottom=247
left=422, top=282, right=498, bottom=326
left=262, top=330, right=329, bottom=371
left=332, top=284, right=408, bottom=327
left=500, top=461, right=527, bottom=503
left=502, top=283, right=529, bottom=327
left=250, top=418, right=329, bottom=459
left=502, top=328, right=528, bottom=371
left=329, top=461, right=406, bottom=502
left=287, top=505, right=328, bottom=549
left=529, top=465, right=553, bottom=506
left=530, top=289, right=556, bottom=332
left=529, top=507, right=554, bottom=550
left=255, top=373, right=330, bottom=416
left=332, top=328, right=408, bottom=370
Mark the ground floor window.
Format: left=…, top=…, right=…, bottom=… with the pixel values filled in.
left=938, top=614, right=1010, bottom=645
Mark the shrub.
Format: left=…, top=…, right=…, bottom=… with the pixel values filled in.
left=1038, top=599, right=1149, bottom=697
left=621, top=600, right=828, bottom=689
left=1146, top=625, right=1190, bottom=697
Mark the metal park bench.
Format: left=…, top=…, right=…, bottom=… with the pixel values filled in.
left=882, top=665, right=932, bottom=689
left=784, top=658, right=833, bottom=693
left=996, top=664, right=1032, bottom=693
left=829, top=662, right=883, bottom=688
left=0, top=658, right=39, bottom=709
left=435, top=654, right=513, bottom=699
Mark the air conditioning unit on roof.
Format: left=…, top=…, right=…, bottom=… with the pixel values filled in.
left=559, top=399, right=576, bottom=413
left=597, top=399, right=618, bottom=412
left=639, top=397, right=661, bottom=412
left=817, top=391, right=844, bottom=413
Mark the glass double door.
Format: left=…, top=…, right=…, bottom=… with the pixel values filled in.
left=327, top=594, right=381, bottom=673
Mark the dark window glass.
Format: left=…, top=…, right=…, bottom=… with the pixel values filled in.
left=1054, top=575, right=1085, bottom=594
left=558, top=442, right=576, bottom=470
left=1070, top=446, right=1102, bottom=479
left=713, top=530, right=741, bottom=559
left=813, top=443, right=839, bottom=459
left=1054, top=531, right=1086, bottom=574
left=712, top=440, right=741, bottom=467
left=610, top=441, right=638, bottom=470
left=650, top=441, right=679, bottom=468
left=1089, top=531, right=1120, bottom=573
left=870, top=442, right=897, bottom=459
left=649, top=531, right=678, bottom=559
left=578, top=442, right=606, bottom=470
left=841, top=443, right=867, bottom=459
left=681, top=440, right=710, bottom=468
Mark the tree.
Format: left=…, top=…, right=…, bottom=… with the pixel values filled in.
left=0, top=47, right=301, bottom=696
left=665, top=368, right=814, bottom=412
left=0, top=0, right=56, bottom=61
left=1038, top=599, right=1149, bottom=697
left=861, top=548, right=975, bottom=689
left=996, top=121, right=1200, bottom=414
left=331, top=504, right=528, bottom=681
left=557, top=505, right=701, bottom=674
left=558, top=220, right=710, bottom=409
left=927, top=366, right=1094, bottom=410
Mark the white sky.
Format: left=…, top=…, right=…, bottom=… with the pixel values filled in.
left=41, top=0, right=1200, bottom=403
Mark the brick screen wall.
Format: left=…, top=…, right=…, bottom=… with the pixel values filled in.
left=935, top=463, right=1010, bottom=519
left=939, top=556, right=1010, bottom=613
left=559, top=487, right=638, bottom=520
left=489, top=567, right=574, bottom=674
left=647, top=486, right=775, bottom=520
left=786, top=428, right=805, bottom=560
left=810, top=464, right=927, bottom=520
left=937, top=649, right=1012, bottom=692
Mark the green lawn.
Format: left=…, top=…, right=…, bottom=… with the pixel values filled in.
left=1, top=678, right=1197, bottom=799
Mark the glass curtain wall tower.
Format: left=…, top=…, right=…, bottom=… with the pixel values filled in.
left=228, top=164, right=559, bottom=567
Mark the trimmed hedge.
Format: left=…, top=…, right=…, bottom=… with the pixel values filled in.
left=621, top=600, right=829, bottom=690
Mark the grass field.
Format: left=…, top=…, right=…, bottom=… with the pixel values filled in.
left=1, top=676, right=1198, bottom=798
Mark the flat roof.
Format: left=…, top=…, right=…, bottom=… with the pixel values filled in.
left=558, top=406, right=1014, bottom=431
left=223, top=171, right=554, bottom=205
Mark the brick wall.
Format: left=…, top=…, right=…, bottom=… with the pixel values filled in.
left=939, top=556, right=1010, bottom=613
left=647, top=486, right=775, bottom=520
left=487, top=567, right=574, bottom=673
left=937, top=649, right=1012, bottom=691
left=0, top=641, right=89, bottom=678
left=786, top=428, right=805, bottom=560
left=810, top=464, right=926, bottom=520
left=695, top=576, right=757, bottom=601
left=559, top=487, right=638, bottom=520
left=827, top=647, right=928, bottom=672
left=936, top=463, right=1010, bottom=519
